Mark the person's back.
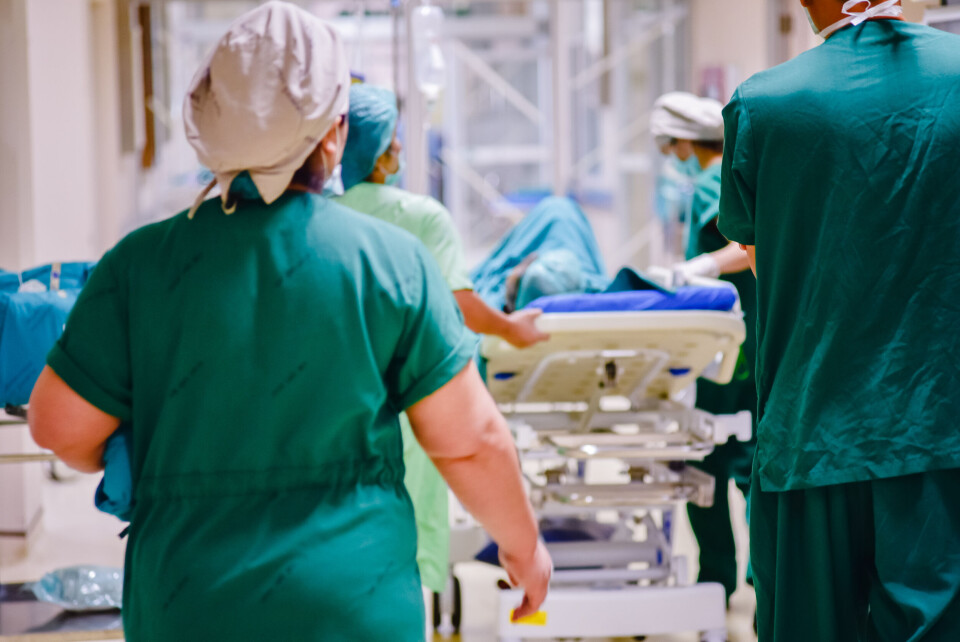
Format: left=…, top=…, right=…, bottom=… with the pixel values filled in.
left=721, top=20, right=960, bottom=490
left=28, top=6, right=552, bottom=640
left=60, top=192, right=468, bottom=640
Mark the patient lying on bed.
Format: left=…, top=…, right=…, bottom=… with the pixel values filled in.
left=472, top=196, right=662, bottom=312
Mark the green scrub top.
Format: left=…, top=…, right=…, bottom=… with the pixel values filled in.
left=337, top=182, right=472, bottom=592
left=718, top=20, right=960, bottom=492
left=47, top=191, right=476, bottom=641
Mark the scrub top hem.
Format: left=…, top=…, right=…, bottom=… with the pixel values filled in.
left=395, top=331, right=478, bottom=412
left=758, top=448, right=960, bottom=492
left=47, top=343, right=132, bottom=422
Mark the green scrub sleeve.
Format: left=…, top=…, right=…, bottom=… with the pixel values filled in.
left=416, top=199, right=474, bottom=292
left=691, top=169, right=722, bottom=230
left=718, top=88, right=759, bottom=246
left=46, top=249, right=133, bottom=421
left=388, top=244, right=479, bottom=411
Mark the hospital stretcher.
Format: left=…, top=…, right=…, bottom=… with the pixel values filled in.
left=481, top=274, right=748, bottom=641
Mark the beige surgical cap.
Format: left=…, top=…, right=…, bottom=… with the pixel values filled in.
left=650, top=92, right=725, bottom=142
left=183, top=1, right=350, bottom=210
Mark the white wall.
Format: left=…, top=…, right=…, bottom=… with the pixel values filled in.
left=689, top=0, right=770, bottom=101
left=0, top=0, right=35, bottom=271
left=0, top=0, right=133, bottom=272
left=24, top=0, right=101, bottom=267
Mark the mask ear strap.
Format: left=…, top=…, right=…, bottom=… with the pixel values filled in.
left=323, top=117, right=344, bottom=180
left=187, top=179, right=217, bottom=220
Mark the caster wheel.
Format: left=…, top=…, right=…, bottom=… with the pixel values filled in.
left=451, top=576, right=462, bottom=632
left=432, top=576, right=462, bottom=633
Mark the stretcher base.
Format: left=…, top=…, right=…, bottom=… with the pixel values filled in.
left=496, top=582, right=727, bottom=640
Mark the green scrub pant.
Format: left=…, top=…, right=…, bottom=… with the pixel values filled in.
left=750, top=463, right=960, bottom=642
left=688, top=437, right=754, bottom=601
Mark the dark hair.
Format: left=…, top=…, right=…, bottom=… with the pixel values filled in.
left=693, top=139, right=724, bottom=153
left=502, top=254, right=539, bottom=313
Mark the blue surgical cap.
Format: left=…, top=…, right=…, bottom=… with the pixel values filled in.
left=341, top=84, right=399, bottom=191
left=515, top=249, right=587, bottom=310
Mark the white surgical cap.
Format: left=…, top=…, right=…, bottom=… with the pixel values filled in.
left=650, top=92, right=725, bottom=142
left=183, top=1, right=350, bottom=211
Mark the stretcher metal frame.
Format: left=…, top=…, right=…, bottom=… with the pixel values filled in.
left=481, top=277, right=746, bottom=642
left=0, top=406, right=57, bottom=466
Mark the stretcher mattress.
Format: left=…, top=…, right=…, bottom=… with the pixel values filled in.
left=524, top=285, right=737, bottom=314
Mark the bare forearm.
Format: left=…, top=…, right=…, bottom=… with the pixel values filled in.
left=453, top=290, right=549, bottom=348
left=47, top=444, right=106, bottom=474
left=432, top=422, right=539, bottom=559
left=741, top=245, right=756, bottom=276
left=454, top=290, right=510, bottom=337
left=29, top=366, right=118, bottom=474
left=709, top=242, right=751, bottom=275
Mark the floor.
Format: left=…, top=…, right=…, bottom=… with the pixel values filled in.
left=1, top=467, right=757, bottom=642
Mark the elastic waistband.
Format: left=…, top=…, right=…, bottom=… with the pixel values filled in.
left=135, top=458, right=405, bottom=502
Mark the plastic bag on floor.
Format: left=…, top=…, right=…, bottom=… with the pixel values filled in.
left=29, top=565, right=123, bottom=611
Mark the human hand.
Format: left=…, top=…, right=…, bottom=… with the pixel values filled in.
left=499, top=539, right=553, bottom=621
left=504, top=309, right=550, bottom=348
left=672, top=254, right=720, bottom=287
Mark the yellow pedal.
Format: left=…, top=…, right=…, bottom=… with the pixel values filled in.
left=510, top=610, right=548, bottom=626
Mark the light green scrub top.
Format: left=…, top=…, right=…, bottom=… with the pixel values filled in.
left=48, top=191, right=476, bottom=640
left=338, top=183, right=473, bottom=292
left=718, top=20, right=960, bottom=492
left=337, top=181, right=472, bottom=592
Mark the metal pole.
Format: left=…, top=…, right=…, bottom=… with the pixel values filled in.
left=404, top=0, right=430, bottom=196
left=550, top=0, right=573, bottom=197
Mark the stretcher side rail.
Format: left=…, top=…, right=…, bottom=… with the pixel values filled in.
left=483, top=308, right=747, bottom=405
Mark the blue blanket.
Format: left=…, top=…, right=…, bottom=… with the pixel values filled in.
left=0, top=262, right=96, bottom=293
left=0, top=290, right=80, bottom=406
left=0, top=263, right=96, bottom=407
left=526, top=285, right=737, bottom=314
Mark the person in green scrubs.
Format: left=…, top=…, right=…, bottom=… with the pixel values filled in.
left=652, top=92, right=757, bottom=604
left=718, top=2, right=960, bottom=639
left=336, top=84, right=549, bottom=605
left=26, top=5, right=552, bottom=641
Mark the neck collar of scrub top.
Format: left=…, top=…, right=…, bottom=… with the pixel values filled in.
left=182, top=2, right=350, bottom=220
left=818, top=0, right=903, bottom=40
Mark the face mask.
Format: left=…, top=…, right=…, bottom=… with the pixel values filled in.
left=808, top=0, right=903, bottom=39
left=804, top=7, right=821, bottom=36
left=321, top=125, right=345, bottom=197
left=322, top=164, right=344, bottom=197
left=681, top=154, right=702, bottom=176
left=384, top=157, right=405, bottom=187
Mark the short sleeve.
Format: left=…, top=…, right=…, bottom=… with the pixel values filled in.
left=718, top=87, right=759, bottom=246
left=46, top=248, right=132, bottom=420
left=387, top=243, right=478, bottom=411
left=415, top=198, right=474, bottom=292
